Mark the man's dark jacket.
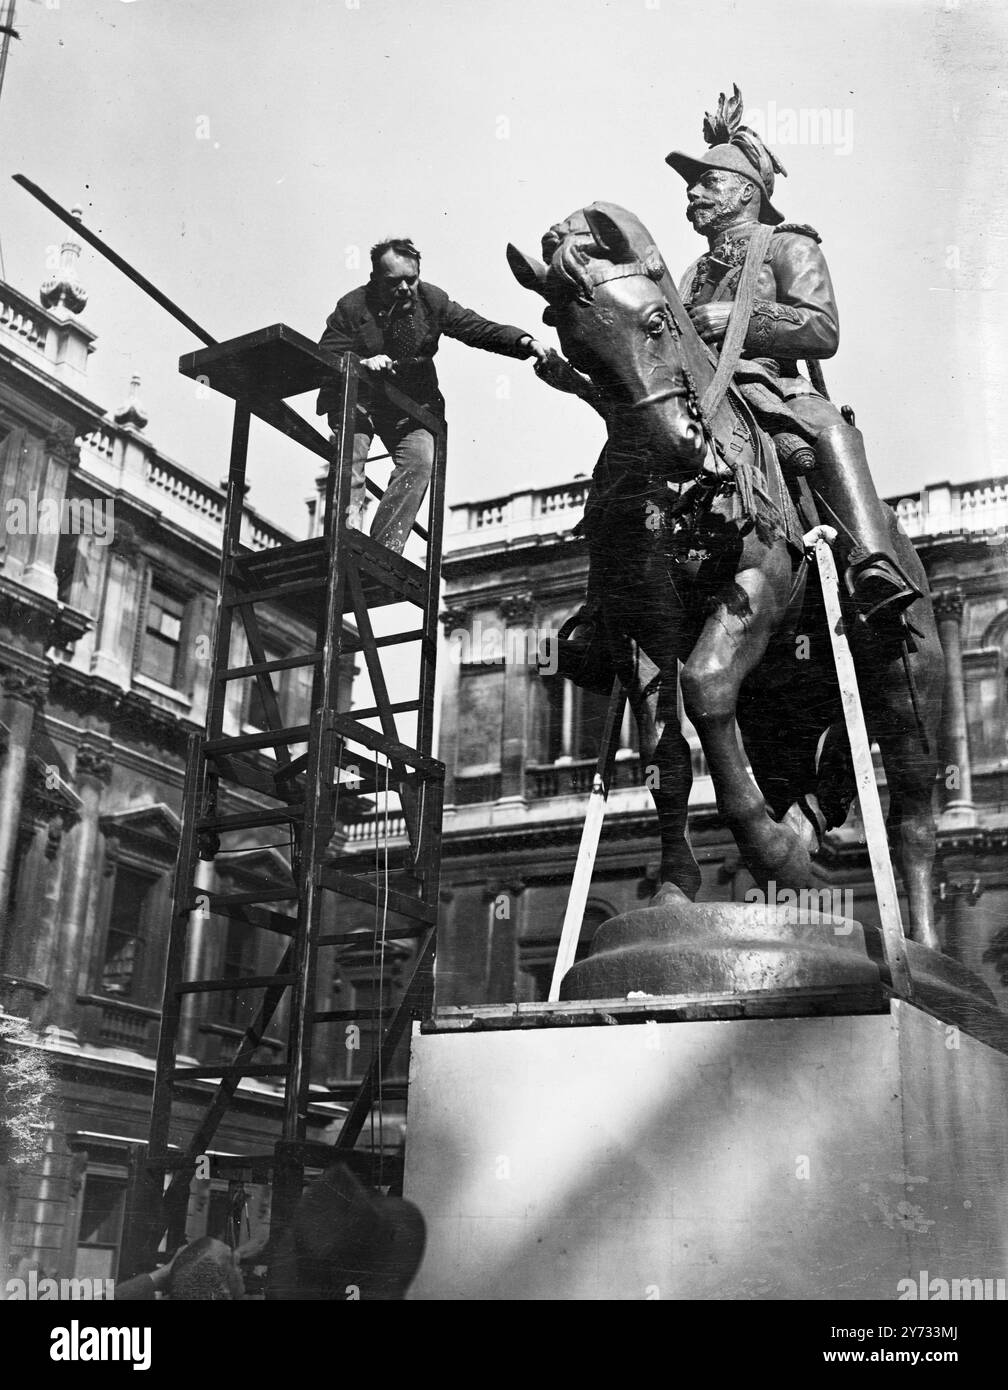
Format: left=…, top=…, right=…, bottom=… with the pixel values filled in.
left=317, top=280, right=532, bottom=419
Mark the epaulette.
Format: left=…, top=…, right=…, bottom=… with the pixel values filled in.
left=773, top=222, right=822, bottom=243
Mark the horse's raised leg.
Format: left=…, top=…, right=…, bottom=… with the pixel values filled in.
left=680, top=557, right=815, bottom=890
left=624, top=648, right=701, bottom=903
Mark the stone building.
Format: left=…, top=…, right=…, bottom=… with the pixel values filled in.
left=425, top=476, right=1008, bottom=1012
left=0, top=218, right=370, bottom=1285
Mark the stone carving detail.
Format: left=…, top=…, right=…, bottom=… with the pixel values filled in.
left=439, top=606, right=469, bottom=637
left=2, top=669, right=49, bottom=709
left=45, top=421, right=80, bottom=466
left=75, top=744, right=113, bottom=786
left=498, top=591, right=535, bottom=626
left=932, top=588, right=965, bottom=623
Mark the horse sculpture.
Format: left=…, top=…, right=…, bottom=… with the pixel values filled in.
left=507, top=203, right=945, bottom=950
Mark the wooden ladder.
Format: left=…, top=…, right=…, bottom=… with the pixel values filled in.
left=123, top=327, right=446, bottom=1275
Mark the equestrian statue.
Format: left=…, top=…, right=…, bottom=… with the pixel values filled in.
left=506, top=86, right=946, bottom=963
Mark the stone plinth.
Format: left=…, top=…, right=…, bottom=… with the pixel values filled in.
left=403, top=1000, right=1008, bottom=1300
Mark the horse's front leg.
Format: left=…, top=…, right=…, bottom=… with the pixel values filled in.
left=624, top=647, right=701, bottom=903
left=681, top=557, right=815, bottom=890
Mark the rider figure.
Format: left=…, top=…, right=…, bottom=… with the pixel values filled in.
left=555, top=86, right=921, bottom=648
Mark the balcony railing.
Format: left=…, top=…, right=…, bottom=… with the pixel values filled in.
left=77, top=993, right=160, bottom=1053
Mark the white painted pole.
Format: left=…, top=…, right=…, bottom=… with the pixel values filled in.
left=548, top=680, right=626, bottom=1001
left=806, top=526, right=913, bottom=1000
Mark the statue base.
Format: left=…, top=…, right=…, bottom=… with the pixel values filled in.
left=404, top=996, right=1008, bottom=1300
left=558, top=900, right=1003, bottom=1046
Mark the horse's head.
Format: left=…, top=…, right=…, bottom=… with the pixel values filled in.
left=507, top=202, right=711, bottom=474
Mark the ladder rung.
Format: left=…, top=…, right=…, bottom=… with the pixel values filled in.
left=342, top=628, right=425, bottom=654
left=331, top=715, right=444, bottom=776
left=348, top=531, right=427, bottom=596
left=311, top=1008, right=395, bottom=1024
left=219, top=652, right=323, bottom=682
left=197, top=805, right=304, bottom=833
left=351, top=699, right=420, bottom=721
left=197, top=900, right=298, bottom=938
left=176, top=973, right=298, bottom=995
left=311, top=1082, right=408, bottom=1103
left=207, top=753, right=303, bottom=801
left=205, top=724, right=311, bottom=755
left=171, top=1064, right=288, bottom=1081
left=202, top=888, right=298, bottom=909
left=317, top=923, right=428, bottom=947
left=318, top=867, right=437, bottom=924
left=275, top=752, right=308, bottom=781
left=224, top=578, right=323, bottom=608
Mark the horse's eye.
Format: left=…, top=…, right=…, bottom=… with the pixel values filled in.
left=646, top=313, right=666, bottom=338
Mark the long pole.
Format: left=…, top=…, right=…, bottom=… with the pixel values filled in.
left=12, top=173, right=338, bottom=464
left=548, top=678, right=626, bottom=1001
left=807, top=525, right=913, bottom=1000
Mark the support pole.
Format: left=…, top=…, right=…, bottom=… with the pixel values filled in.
left=807, top=526, right=913, bottom=1001
left=548, top=679, right=626, bottom=1001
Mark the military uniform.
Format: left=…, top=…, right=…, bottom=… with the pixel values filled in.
left=664, top=90, right=922, bottom=634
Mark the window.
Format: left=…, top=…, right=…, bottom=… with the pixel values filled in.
left=139, top=583, right=185, bottom=686
left=101, top=865, right=155, bottom=997
left=74, top=1171, right=126, bottom=1281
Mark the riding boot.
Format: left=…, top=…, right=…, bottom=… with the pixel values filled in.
left=810, top=422, right=922, bottom=638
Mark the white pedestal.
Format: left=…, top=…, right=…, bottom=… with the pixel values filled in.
left=403, top=1001, right=1008, bottom=1300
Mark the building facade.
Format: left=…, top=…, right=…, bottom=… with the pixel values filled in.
left=425, top=475, right=1008, bottom=1013
left=0, top=220, right=384, bottom=1287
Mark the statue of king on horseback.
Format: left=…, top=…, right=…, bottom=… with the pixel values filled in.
left=507, top=85, right=947, bottom=976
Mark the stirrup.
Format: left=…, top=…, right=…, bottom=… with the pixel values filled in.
left=844, top=552, right=922, bottom=629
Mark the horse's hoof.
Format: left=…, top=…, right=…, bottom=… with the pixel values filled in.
left=649, top=881, right=692, bottom=909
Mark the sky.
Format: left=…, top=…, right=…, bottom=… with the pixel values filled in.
left=2, top=0, right=1007, bottom=539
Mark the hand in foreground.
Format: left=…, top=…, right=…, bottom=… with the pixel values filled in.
left=360, top=354, right=394, bottom=374
left=687, top=302, right=732, bottom=343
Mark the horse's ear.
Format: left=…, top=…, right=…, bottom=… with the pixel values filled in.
left=583, top=206, right=633, bottom=263
left=507, top=243, right=550, bottom=299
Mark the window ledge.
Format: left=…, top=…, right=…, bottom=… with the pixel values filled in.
left=132, top=671, right=192, bottom=710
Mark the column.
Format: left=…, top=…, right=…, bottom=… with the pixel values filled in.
left=176, top=858, right=215, bottom=1062
left=937, top=874, right=983, bottom=965
left=484, top=876, right=525, bottom=1003
left=44, top=743, right=112, bottom=1041
left=0, top=670, right=47, bottom=959
left=933, top=587, right=976, bottom=827
left=21, top=424, right=78, bottom=601
left=90, top=526, right=141, bottom=687
left=438, top=606, right=468, bottom=808
left=557, top=681, right=575, bottom=763
left=498, top=593, right=534, bottom=802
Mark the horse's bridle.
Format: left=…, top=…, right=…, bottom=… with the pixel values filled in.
left=585, top=258, right=709, bottom=431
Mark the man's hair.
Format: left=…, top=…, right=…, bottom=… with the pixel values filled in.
left=370, top=238, right=421, bottom=273
left=168, top=1236, right=236, bottom=1301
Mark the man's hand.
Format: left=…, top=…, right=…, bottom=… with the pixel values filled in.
left=687, top=302, right=732, bottom=344
left=361, top=354, right=394, bottom=374
left=520, top=336, right=550, bottom=364
left=534, top=349, right=589, bottom=396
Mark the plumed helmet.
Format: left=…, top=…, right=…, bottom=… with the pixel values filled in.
left=666, top=84, right=788, bottom=225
